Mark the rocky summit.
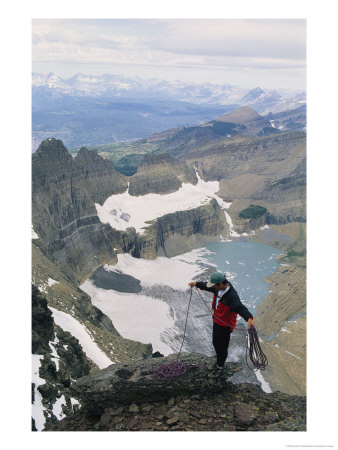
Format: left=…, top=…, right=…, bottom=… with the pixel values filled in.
left=210, top=106, right=277, bottom=137
left=46, top=353, right=306, bottom=431
left=70, top=353, right=242, bottom=410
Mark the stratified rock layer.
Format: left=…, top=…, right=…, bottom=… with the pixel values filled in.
left=128, top=154, right=197, bottom=196
left=32, top=139, right=128, bottom=282
left=255, top=264, right=306, bottom=396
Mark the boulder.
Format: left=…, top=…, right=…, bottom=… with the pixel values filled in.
left=70, top=353, right=242, bottom=413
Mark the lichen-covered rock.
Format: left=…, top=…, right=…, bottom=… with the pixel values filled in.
left=70, top=353, right=242, bottom=413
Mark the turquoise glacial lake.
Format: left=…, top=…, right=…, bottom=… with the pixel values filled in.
left=201, top=241, right=284, bottom=319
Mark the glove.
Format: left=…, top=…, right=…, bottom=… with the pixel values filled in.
left=248, top=317, right=255, bottom=328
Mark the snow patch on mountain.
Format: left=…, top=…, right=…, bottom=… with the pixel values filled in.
left=32, top=225, right=39, bottom=239
left=47, top=278, right=58, bottom=287
left=95, top=170, right=231, bottom=234
left=52, top=395, right=67, bottom=421
left=223, top=211, right=240, bottom=237
left=255, top=369, right=272, bottom=393
left=49, top=307, right=113, bottom=369
left=32, top=354, right=47, bottom=431
left=49, top=335, right=60, bottom=371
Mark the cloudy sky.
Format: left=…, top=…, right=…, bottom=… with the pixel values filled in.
left=32, top=18, right=306, bottom=90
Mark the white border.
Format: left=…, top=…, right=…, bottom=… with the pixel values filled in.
left=2, top=1, right=336, bottom=448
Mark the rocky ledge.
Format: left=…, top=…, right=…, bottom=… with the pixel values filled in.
left=46, top=353, right=306, bottom=431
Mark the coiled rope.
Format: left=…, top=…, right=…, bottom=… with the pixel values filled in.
left=150, top=359, right=189, bottom=379
left=246, top=325, right=268, bottom=371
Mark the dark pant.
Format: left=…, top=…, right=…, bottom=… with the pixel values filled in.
left=212, top=322, right=232, bottom=367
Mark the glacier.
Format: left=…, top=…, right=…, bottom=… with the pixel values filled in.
left=95, top=169, right=232, bottom=234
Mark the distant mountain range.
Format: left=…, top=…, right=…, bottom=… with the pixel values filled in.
left=32, top=73, right=306, bottom=150
left=33, top=72, right=305, bottom=113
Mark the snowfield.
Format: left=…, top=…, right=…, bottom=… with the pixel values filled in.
left=95, top=169, right=232, bottom=234
left=80, top=248, right=214, bottom=355
left=103, top=249, right=211, bottom=291
left=80, top=280, right=180, bottom=356
left=49, top=307, right=113, bottom=369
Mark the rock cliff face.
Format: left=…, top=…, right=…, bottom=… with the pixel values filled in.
left=32, top=285, right=94, bottom=431
left=255, top=263, right=306, bottom=396
left=137, top=198, right=229, bottom=258
left=32, top=139, right=128, bottom=282
left=128, top=154, right=197, bottom=196
left=188, top=132, right=306, bottom=181
left=45, top=353, right=306, bottom=431
left=212, top=133, right=306, bottom=231
left=250, top=156, right=306, bottom=224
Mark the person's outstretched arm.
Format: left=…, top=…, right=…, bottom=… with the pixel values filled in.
left=188, top=281, right=217, bottom=293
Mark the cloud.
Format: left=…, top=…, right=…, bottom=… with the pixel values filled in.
left=147, top=19, right=306, bottom=60
left=32, top=19, right=306, bottom=89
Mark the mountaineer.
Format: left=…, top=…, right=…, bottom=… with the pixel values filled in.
left=189, top=272, right=254, bottom=370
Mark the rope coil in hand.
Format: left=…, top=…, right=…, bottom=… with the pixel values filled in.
left=246, top=325, right=268, bottom=371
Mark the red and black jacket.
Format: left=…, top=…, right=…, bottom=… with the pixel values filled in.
left=196, top=281, right=253, bottom=330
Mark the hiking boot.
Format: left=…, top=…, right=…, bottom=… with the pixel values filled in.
left=208, top=363, right=223, bottom=377
left=211, top=362, right=223, bottom=371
